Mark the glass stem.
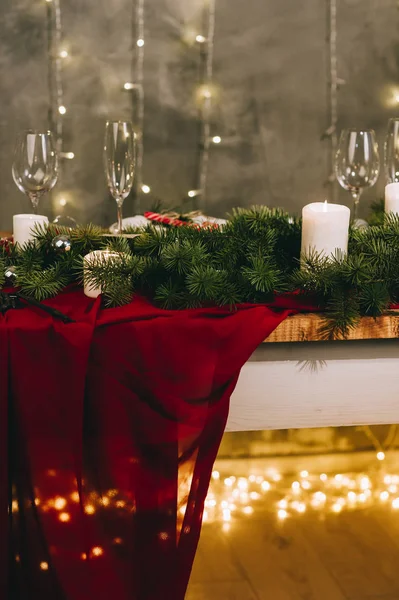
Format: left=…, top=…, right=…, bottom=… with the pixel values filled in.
left=351, top=189, right=361, bottom=221
left=30, top=194, right=39, bottom=215
left=116, top=200, right=123, bottom=234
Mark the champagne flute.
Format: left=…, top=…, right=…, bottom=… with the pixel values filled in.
left=385, top=118, right=399, bottom=183
left=335, top=129, right=380, bottom=220
left=12, top=130, right=58, bottom=214
left=104, top=121, right=135, bottom=234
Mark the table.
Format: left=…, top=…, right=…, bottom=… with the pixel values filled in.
left=228, top=314, right=399, bottom=432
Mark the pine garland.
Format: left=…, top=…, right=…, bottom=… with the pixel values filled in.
left=2, top=205, right=399, bottom=339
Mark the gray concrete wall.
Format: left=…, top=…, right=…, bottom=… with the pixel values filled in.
left=0, top=0, right=398, bottom=230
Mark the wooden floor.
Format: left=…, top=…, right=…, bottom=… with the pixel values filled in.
left=186, top=463, right=399, bottom=599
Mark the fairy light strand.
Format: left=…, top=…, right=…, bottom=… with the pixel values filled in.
left=195, top=0, right=216, bottom=210
left=130, top=0, right=145, bottom=213
left=325, top=0, right=339, bottom=201
left=46, top=0, right=73, bottom=176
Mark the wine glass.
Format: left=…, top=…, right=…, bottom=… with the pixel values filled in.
left=104, top=121, right=135, bottom=234
left=335, top=129, right=380, bottom=220
left=385, top=118, right=399, bottom=183
left=12, top=130, right=58, bottom=214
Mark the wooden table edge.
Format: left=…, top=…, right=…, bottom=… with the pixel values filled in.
left=264, top=311, right=399, bottom=343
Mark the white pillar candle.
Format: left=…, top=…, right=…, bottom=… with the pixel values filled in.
left=13, top=214, right=49, bottom=246
left=385, top=183, right=399, bottom=215
left=301, top=202, right=350, bottom=261
left=83, top=250, right=123, bottom=299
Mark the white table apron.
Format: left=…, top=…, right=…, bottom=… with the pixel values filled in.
left=227, top=339, right=399, bottom=432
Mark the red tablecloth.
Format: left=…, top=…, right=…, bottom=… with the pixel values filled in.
left=1, top=290, right=307, bottom=599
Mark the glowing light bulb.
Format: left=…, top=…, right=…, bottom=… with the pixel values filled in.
left=300, top=470, right=309, bottom=478
left=54, top=497, right=66, bottom=510
left=277, top=509, right=288, bottom=521
left=188, top=190, right=200, bottom=198
left=357, top=493, right=367, bottom=503
left=141, top=184, right=151, bottom=194
left=59, top=197, right=67, bottom=207
left=58, top=105, right=67, bottom=115
left=58, top=512, right=70, bottom=522
left=377, top=451, right=385, bottom=461
left=301, top=480, right=311, bottom=490
left=320, top=473, right=328, bottom=482
left=331, top=503, right=342, bottom=513
left=296, top=503, right=306, bottom=513
left=59, top=49, right=68, bottom=58
left=243, top=506, right=253, bottom=515
left=70, top=492, right=79, bottom=502
left=261, top=481, right=270, bottom=492
left=136, top=39, right=144, bottom=47
left=196, top=34, right=206, bottom=43
left=347, top=491, right=357, bottom=503
left=222, top=509, right=231, bottom=522
left=212, top=470, right=220, bottom=480
left=388, top=484, right=398, bottom=494
left=224, top=477, right=233, bottom=487
left=292, top=481, right=301, bottom=494
left=249, top=475, right=256, bottom=483
left=237, top=478, right=248, bottom=491
left=360, top=477, right=370, bottom=490
left=124, top=82, right=135, bottom=90
left=40, top=562, right=49, bottom=570
left=278, top=499, right=288, bottom=509
left=63, top=152, right=75, bottom=160
left=203, top=510, right=208, bottom=522
left=222, top=523, right=230, bottom=533
left=212, top=136, right=221, bottom=144
left=85, top=505, right=95, bottom=515
left=249, top=492, right=260, bottom=500
left=392, top=497, right=399, bottom=509
left=91, top=546, right=104, bottom=557
left=314, top=492, right=326, bottom=503
left=380, top=491, right=389, bottom=502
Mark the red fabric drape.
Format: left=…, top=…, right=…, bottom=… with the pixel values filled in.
left=1, top=290, right=300, bottom=599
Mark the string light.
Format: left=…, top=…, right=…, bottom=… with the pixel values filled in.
left=58, top=105, right=66, bottom=115
left=129, top=0, right=145, bottom=212
left=195, top=0, right=216, bottom=210
left=59, top=49, right=68, bottom=58
left=141, top=184, right=151, bottom=194
left=40, top=562, right=49, bottom=571
left=188, top=189, right=201, bottom=198
left=212, top=136, right=221, bottom=144
left=377, top=451, right=385, bottom=461
left=324, top=0, right=339, bottom=201
left=60, top=151, right=74, bottom=160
